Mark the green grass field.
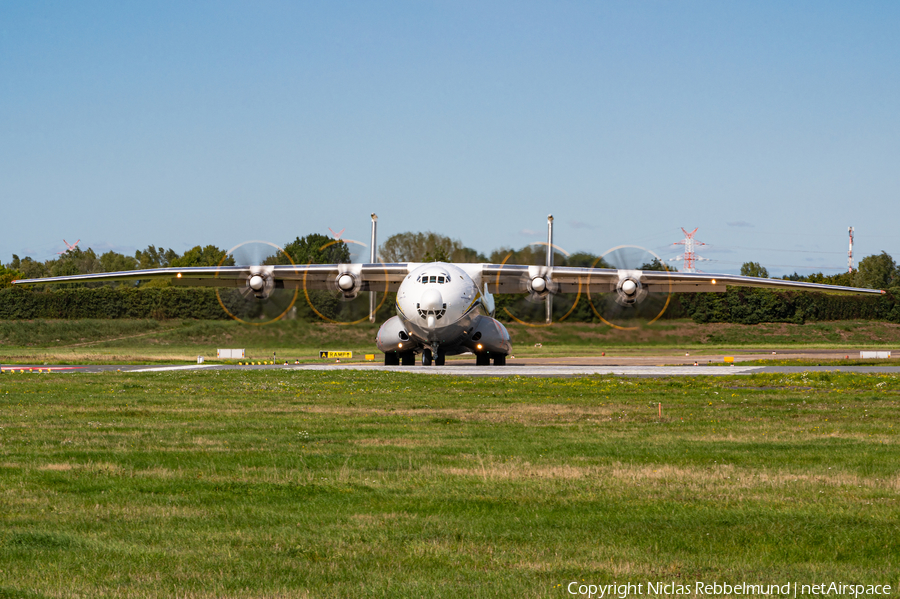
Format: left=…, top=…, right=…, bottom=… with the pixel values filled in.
left=1, top=369, right=897, bottom=598
left=2, top=319, right=899, bottom=365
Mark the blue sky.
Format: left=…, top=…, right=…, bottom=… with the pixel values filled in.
left=2, top=1, right=898, bottom=275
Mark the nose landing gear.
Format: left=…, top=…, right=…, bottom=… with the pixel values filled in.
left=422, top=348, right=445, bottom=366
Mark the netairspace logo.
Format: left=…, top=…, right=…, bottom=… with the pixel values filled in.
left=565, top=581, right=893, bottom=598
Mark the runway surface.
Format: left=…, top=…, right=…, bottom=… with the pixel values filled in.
left=4, top=363, right=900, bottom=377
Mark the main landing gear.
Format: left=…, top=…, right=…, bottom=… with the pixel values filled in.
left=384, top=350, right=505, bottom=366
left=476, top=353, right=506, bottom=366
left=384, top=351, right=414, bottom=366
left=475, top=353, right=489, bottom=366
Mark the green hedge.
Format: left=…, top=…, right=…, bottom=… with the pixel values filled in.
left=0, top=287, right=229, bottom=320
left=0, top=287, right=399, bottom=322
left=2, top=285, right=898, bottom=324
left=679, top=288, right=900, bottom=324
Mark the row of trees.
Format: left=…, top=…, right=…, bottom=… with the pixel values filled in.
left=3, top=231, right=897, bottom=295
left=740, top=251, right=899, bottom=293
left=4, top=245, right=230, bottom=283
left=0, top=232, right=604, bottom=288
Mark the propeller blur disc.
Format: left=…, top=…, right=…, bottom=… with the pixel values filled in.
left=493, top=241, right=582, bottom=327
left=587, top=245, right=673, bottom=331
left=215, top=241, right=299, bottom=326
left=301, top=238, right=389, bottom=326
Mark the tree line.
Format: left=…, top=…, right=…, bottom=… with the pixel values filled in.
left=739, top=252, right=899, bottom=294
left=2, top=231, right=898, bottom=323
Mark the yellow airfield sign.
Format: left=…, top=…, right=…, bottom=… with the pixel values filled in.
left=319, top=351, right=353, bottom=359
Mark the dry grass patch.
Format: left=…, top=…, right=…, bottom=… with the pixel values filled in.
left=192, top=436, right=226, bottom=449
left=38, top=462, right=74, bottom=471
left=135, top=466, right=182, bottom=479
left=350, top=512, right=418, bottom=525
left=435, top=458, right=900, bottom=496
left=307, top=403, right=622, bottom=425
left=351, top=437, right=433, bottom=447
left=441, top=460, right=592, bottom=481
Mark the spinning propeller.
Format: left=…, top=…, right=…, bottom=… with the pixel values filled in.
left=586, top=245, right=673, bottom=330
left=495, top=241, right=582, bottom=326
left=301, top=238, right=389, bottom=325
left=215, top=241, right=299, bottom=325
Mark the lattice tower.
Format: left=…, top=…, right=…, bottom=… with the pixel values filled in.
left=671, top=227, right=708, bottom=273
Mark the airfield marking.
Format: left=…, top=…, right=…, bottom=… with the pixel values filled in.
left=0, top=366, right=86, bottom=373
left=128, top=364, right=220, bottom=373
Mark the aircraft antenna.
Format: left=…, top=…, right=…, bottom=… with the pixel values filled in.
left=369, top=214, right=378, bottom=323
left=670, top=228, right=708, bottom=273
left=546, top=215, right=553, bottom=323
left=847, top=226, right=854, bottom=273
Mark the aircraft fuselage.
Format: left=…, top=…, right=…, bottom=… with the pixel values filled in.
left=375, top=262, right=511, bottom=365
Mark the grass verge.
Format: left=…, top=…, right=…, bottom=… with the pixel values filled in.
left=1, top=319, right=899, bottom=365
left=0, top=370, right=897, bottom=597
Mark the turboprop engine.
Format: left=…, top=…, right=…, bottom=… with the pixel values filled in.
left=614, top=270, right=647, bottom=306
left=247, top=267, right=276, bottom=300
left=522, top=265, right=558, bottom=301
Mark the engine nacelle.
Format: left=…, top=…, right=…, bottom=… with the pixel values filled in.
left=463, top=316, right=511, bottom=356
left=615, top=274, right=646, bottom=306
left=334, top=271, right=361, bottom=299
left=247, top=270, right=275, bottom=299
left=529, top=275, right=550, bottom=296
left=376, top=316, right=414, bottom=353
left=525, top=265, right=558, bottom=298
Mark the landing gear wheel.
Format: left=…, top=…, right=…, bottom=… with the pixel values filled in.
left=493, top=354, right=506, bottom=366
left=475, top=353, right=490, bottom=366
left=400, top=351, right=415, bottom=366
left=384, top=352, right=399, bottom=366
left=435, top=350, right=446, bottom=366
left=422, top=349, right=433, bottom=366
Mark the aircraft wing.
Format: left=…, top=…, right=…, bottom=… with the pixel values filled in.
left=12, top=263, right=411, bottom=293
left=13, top=263, right=884, bottom=297
left=482, top=265, right=885, bottom=295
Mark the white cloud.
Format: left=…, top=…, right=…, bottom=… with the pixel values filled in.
left=568, top=220, right=595, bottom=230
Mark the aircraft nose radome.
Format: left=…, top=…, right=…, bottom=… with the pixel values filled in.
left=420, top=288, right=443, bottom=311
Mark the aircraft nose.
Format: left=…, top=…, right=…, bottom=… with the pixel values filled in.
left=418, top=288, right=445, bottom=327
left=420, top=288, right=443, bottom=312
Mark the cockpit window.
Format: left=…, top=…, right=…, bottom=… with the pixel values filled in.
left=418, top=272, right=451, bottom=284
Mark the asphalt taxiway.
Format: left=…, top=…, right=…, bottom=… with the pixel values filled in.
left=3, top=363, right=900, bottom=377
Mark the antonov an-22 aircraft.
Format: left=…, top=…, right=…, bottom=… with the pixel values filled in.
left=13, top=244, right=884, bottom=366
